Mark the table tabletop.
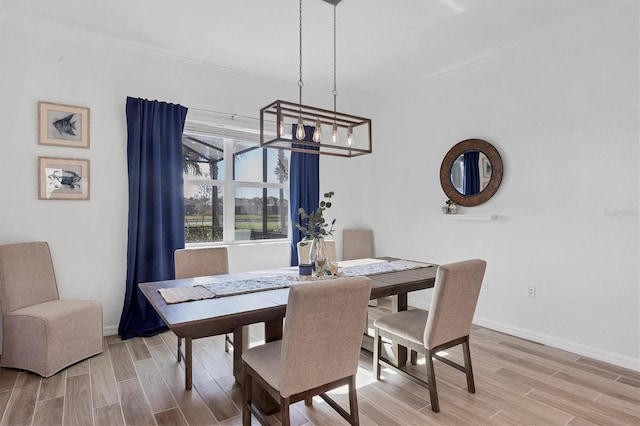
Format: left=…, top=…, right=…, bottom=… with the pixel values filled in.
left=139, top=258, right=438, bottom=339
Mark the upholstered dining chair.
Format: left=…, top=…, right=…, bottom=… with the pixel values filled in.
left=242, top=276, right=371, bottom=426
left=174, top=246, right=231, bottom=358
left=342, top=229, right=373, bottom=261
left=0, top=242, right=103, bottom=377
left=373, top=259, right=486, bottom=412
left=296, top=239, right=337, bottom=264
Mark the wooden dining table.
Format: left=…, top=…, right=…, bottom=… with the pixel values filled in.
left=139, top=257, right=438, bottom=391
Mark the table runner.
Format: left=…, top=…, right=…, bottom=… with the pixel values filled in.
left=157, top=259, right=434, bottom=304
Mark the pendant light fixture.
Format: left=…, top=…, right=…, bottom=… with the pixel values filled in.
left=260, top=0, right=372, bottom=158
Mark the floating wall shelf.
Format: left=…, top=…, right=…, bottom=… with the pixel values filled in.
left=442, top=214, right=498, bottom=221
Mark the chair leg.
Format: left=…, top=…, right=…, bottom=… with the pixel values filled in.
left=462, top=338, right=476, bottom=393
left=242, top=367, right=252, bottom=426
left=304, top=397, right=313, bottom=406
left=177, top=337, right=182, bottom=362
left=410, top=350, right=418, bottom=365
left=280, top=397, right=291, bottom=426
left=225, top=333, right=230, bottom=352
left=373, top=327, right=381, bottom=380
left=425, top=349, right=439, bottom=413
left=348, top=375, right=360, bottom=426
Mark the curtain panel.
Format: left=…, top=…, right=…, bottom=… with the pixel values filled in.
left=289, top=124, right=319, bottom=266
left=118, top=97, right=188, bottom=339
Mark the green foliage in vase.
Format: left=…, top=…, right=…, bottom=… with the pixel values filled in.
left=293, top=191, right=336, bottom=242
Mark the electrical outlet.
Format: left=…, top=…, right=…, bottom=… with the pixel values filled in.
left=528, top=286, right=536, bottom=298
left=481, top=281, right=488, bottom=293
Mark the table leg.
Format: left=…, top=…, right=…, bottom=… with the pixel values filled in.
left=233, top=326, right=249, bottom=384
left=185, top=337, right=192, bottom=390
left=393, top=294, right=408, bottom=367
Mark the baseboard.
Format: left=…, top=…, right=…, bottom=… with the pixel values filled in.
left=103, top=324, right=119, bottom=336
left=472, top=316, right=639, bottom=372
left=407, top=299, right=639, bottom=372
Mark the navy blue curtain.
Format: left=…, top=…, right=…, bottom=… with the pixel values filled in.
left=118, top=97, right=188, bottom=339
left=290, top=124, right=319, bottom=266
left=463, top=151, right=480, bottom=195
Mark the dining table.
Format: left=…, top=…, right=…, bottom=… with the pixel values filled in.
left=139, top=257, right=438, bottom=392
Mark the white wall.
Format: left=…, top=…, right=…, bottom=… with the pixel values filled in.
left=0, top=16, right=363, bottom=338
left=328, top=4, right=639, bottom=370
left=0, top=4, right=638, bottom=371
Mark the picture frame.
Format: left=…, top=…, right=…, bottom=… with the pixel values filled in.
left=482, top=157, right=492, bottom=178
left=38, top=157, right=90, bottom=200
left=38, top=101, right=90, bottom=148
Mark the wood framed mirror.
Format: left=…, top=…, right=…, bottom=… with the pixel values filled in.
left=440, top=139, right=503, bottom=207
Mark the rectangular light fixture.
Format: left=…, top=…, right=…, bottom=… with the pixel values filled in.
left=260, top=99, right=372, bottom=158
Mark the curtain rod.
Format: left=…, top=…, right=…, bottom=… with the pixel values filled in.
left=188, top=107, right=260, bottom=122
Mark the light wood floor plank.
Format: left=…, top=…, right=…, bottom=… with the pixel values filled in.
left=117, top=378, right=156, bottom=426
left=127, top=337, right=152, bottom=361
left=32, top=396, right=63, bottom=426
left=135, top=358, right=176, bottom=413
left=0, top=391, right=12, bottom=424
left=192, top=376, right=239, bottom=422
left=143, top=334, right=165, bottom=347
left=154, top=407, right=188, bottom=426
left=89, top=353, right=118, bottom=409
left=65, top=360, right=89, bottom=378
left=0, top=368, right=19, bottom=393
left=1, top=372, right=40, bottom=426
left=1, top=316, right=638, bottom=426
left=37, top=372, right=65, bottom=401
left=167, top=384, right=219, bottom=426
left=93, top=403, right=124, bottom=426
left=64, top=373, right=93, bottom=426
left=109, top=342, right=137, bottom=382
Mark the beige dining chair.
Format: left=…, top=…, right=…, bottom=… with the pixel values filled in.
left=242, top=276, right=371, bottom=426
left=0, top=242, right=103, bottom=377
left=342, top=229, right=373, bottom=260
left=296, top=239, right=337, bottom=264
left=174, top=246, right=231, bottom=358
left=373, top=259, right=486, bottom=412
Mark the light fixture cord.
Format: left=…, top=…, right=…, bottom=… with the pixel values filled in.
left=332, top=3, right=337, bottom=114
left=298, top=0, right=304, bottom=110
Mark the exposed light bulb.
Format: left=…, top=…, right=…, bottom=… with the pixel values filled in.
left=312, top=118, right=322, bottom=143
left=332, top=122, right=338, bottom=144
left=279, top=113, right=286, bottom=136
left=296, top=116, right=306, bottom=140
left=347, top=126, right=354, bottom=146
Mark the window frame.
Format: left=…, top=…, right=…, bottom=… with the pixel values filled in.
left=183, top=121, right=290, bottom=246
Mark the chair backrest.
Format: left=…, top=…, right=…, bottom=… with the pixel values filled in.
left=279, top=276, right=371, bottom=397
left=174, top=247, right=229, bottom=279
left=297, top=240, right=337, bottom=264
left=343, top=229, right=373, bottom=260
left=424, top=259, right=487, bottom=350
left=0, top=242, right=60, bottom=314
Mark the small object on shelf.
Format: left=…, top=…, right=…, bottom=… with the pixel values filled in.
left=444, top=199, right=458, bottom=214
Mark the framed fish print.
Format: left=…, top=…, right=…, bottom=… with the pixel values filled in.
left=38, top=101, right=90, bottom=148
left=38, top=156, right=90, bottom=200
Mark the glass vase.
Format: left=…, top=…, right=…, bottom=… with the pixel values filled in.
left=309, top=236, right=327, bottom=276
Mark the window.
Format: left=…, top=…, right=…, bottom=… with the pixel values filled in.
left=182, top=119, right=290, bottom=244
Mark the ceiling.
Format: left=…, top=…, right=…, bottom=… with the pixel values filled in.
left=2, top=0, right=616, bottom=97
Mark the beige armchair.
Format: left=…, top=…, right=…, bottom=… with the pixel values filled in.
left=373, top=259, right=486, bottom=412
left=242, top=276, right=371, bottom=426
left=174, top=247, right=232, bottom=356
left=0, top=242, right=103, bottom=377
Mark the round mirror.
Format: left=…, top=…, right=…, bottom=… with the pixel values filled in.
left=440, top=139, right=503, bottom=207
